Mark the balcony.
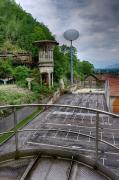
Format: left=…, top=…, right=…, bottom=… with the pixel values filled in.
left=0, top=103, right=118, bottom=179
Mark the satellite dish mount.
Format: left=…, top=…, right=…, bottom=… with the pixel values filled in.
left=64, top=29, right=79, bottom=85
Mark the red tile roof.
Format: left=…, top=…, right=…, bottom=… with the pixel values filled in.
left=95, top=74, right=115, bottom=81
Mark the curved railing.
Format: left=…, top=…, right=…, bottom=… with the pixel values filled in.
left=0, top=104, right=119, bottom=179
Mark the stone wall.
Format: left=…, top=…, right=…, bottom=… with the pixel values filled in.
left=47, top=89, right=61, bottom=104
left=67, top=84, right=78, bottom=93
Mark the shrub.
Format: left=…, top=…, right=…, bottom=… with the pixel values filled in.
left=31, top=81, right=41, bottom=93
left=13, top=66, right=30, bottom=81
left=0, top=57, right=13, bottom=78
left=16, top=80, right=27, bottom=88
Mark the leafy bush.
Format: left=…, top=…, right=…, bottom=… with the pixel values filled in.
left=0, top=57, right=13, bottom=78
left=30, top=68, right=41, bottom=83
left=16, top=80, right=27, bottom=88
left=13, top=66, right=30, bottom=81
left=39, top=85, right=54, bottom=96
left=31, top=81, right=55, bottom=97
left=31, top=81, right=41, bottom=93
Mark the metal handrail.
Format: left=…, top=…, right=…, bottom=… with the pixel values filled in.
left=0, top=103, right=119, bottom=117
left=0, top=103, right=119, bottom=161
left=0, top=128, right=119, bottom=151
left=19, top=129, right=119, bottom=150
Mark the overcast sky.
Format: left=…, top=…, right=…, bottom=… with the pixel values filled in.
left=15, top=0, right=119, bottom=68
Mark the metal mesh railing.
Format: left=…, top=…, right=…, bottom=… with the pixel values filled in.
left=0, top=104, right=119, bottom=177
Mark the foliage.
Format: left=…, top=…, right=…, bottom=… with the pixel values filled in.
left=0, top=57, right=13, bottom=78
left=0, top=39, right=22, bottom=52
left=53, top=46, right=68, bottom=81
left=13, top=65, right=30, bottom=81
left=79, top=72, right=85, bottom=81
left=0, top=0, right=95, bottom=93
left=53, top=45, right=95, bottom=84
left=12, top=65, right=30, bottom=88
left=30, top=68, right=41, bottom=83
left=54, top=45, right=78, bottom=82
left=0, top=85, right=37, bottom=105
left=0, top=0, right=54, bottom=58
left=31, top=81, right=41, bottom=93
left=79, top=61, right=94, bottom=75
left=16, top=80, right=27, bottom=88
left=31, top=81, right=55, bottom=97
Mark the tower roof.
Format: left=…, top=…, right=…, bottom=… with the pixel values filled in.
left=33, top=40, right=59, bottom=47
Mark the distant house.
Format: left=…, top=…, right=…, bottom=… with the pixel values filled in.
left=83, top=74, right=103, bottom=88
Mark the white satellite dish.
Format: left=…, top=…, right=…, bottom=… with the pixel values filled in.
left=64, top=29, right=79, bottom=41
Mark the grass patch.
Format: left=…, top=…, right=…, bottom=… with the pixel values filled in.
left=0, top=85, right=38, bottom=105
left=0, top=108, right=43, bottom=145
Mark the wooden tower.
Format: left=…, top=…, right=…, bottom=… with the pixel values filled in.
left=33, top=40, right=58, bottom=87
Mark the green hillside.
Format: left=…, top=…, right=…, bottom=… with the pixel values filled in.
left=0, top=0, right=94, bottom=86
left=0, top=0, right=54, bottom=57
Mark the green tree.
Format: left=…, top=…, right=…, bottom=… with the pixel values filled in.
left=13, top=66, right=30, bottom=81
left=0, top=57, right=13, bottom=78
left=0, top=39, right=22, bottom=52
left=30, top=68, right=41, bottom=83
left=0, top=0, right=54, bottom=57
left=79, top=61, right=94, bottom=75
left=0, top=0, right=95, bottom=87
left=53, top=47, right=66, bottom=81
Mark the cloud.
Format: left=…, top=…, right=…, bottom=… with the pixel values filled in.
left=15, top=0, right=119, bottom=68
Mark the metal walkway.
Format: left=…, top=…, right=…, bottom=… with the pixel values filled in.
left=26, top=157, right=108, bottom=180
left=0, top=93, right=119, bottom=180
left=0, top=156, right=109, bottom=180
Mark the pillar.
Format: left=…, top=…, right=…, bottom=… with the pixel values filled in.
left=48, top=73, right=51, bottom=87
left=50, top=50, right=52, bottom=59
left=28, top=81, right=31, bottom=90
left=51, top=73, right=53, bottom=87
left=3, top=80, right=7, bottom=85
left=41, top=75, right=42, bottom=85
